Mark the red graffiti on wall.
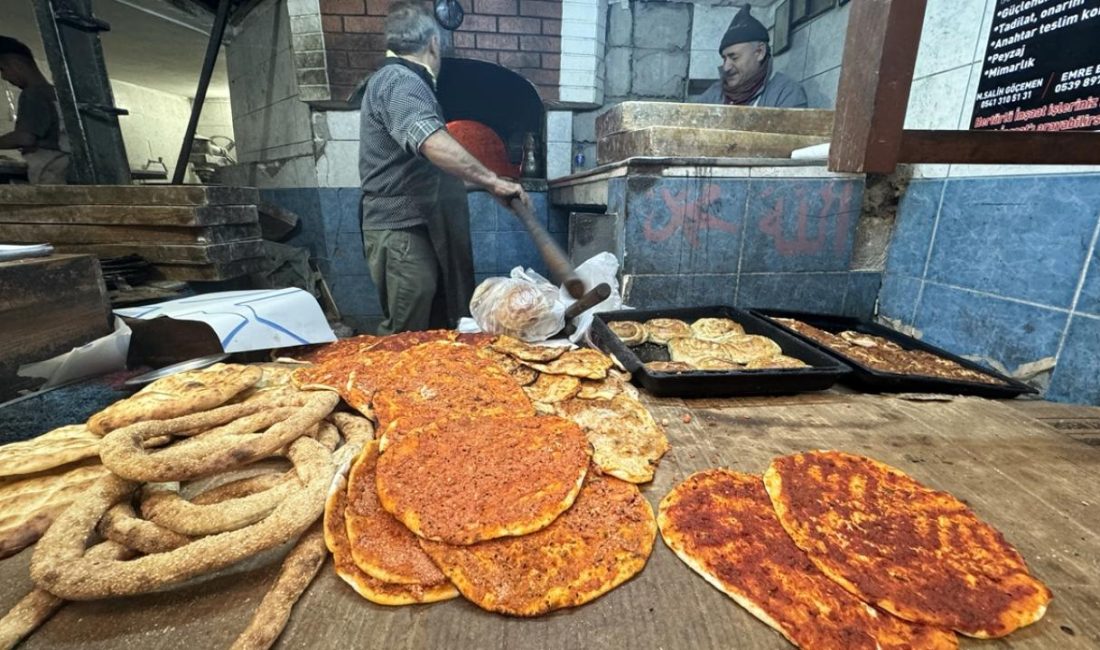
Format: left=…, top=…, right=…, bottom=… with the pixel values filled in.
left=643, top=184, right=738, bottom=248
left=758, top=182, right=854, bottom=256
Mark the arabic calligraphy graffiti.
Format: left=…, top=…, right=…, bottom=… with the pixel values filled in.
left=757, top=182, right=855, bottom=256
left=643, top=184, right=739, bottom=248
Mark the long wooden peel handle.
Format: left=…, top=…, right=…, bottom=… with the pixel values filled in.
left=508, top=197, right=586, bottom=299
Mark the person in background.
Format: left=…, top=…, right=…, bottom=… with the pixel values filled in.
left=0, top=36, right=70, bottom=184
left=696, top=5, right=808, bottom=108
left=356, top=2, right=529, bottom=335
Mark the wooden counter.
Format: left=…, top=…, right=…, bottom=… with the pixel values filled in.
left=2, top=392, right=1098, bottom=649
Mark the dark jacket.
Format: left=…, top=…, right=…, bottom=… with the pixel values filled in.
left=696, top=71, right=809, bottom=108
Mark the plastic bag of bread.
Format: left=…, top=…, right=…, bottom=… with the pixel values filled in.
left=470, top=270, right=565, bottom=342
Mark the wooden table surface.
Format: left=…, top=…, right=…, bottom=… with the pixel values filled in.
left=3, top=392, right=1098, bottom=649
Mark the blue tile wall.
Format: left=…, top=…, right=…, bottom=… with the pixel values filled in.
left=841, top=271, right=882, bottom=320
left=1077, top=248, right=1100, bottom=316
left=1047, top=315, right=1100, bottom=404
left=260, top=188, right=326, bottom=271
left=741, top=179, right=863, bottom=273
left=468, top=191, right=496, bottom=233
left=886, top=180, right=943, bottom=277
left=736, top=273, right=850, bottom=313
left=616, top=175, right=868, bottom=316
left=623, top=177, right=748, bottom=276
left=878, top=274, right=922, bottom=323
left=912, top=283, right=1067, bottom=375
left=625, top=275, right=685, bottom=309
left=686, top=274, right=738, bottom=307
left=878, top=172, right=1100, bottom=404
left=926, top=176, right=1100, bottom=309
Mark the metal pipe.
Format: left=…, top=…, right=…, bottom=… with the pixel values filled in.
left=171, top=0, right=231, bottom=184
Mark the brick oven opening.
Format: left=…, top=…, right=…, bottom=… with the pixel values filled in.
left=437, top=57, right=547, bottom=179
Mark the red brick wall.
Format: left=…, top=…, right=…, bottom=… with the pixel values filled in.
left=320, top=0, right=561, bottom=103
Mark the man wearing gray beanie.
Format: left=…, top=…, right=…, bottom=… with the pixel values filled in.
left=696, top=5, right=807, bottom=108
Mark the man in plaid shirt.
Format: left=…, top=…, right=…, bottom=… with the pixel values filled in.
left=358, top=1, right=529, bottom=334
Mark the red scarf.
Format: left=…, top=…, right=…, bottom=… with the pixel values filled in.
left=724, top=57, right=771, bottom=106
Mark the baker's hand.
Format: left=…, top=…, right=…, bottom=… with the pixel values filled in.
left=489, top=177, right=530, bottom=210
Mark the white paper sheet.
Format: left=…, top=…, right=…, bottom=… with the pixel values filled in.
left=18, top=317, right=132, bottom=389
left=113, top=288, right=336, bottom=353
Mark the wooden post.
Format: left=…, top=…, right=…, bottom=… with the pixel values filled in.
left=828, top=0, right=927, bottom=173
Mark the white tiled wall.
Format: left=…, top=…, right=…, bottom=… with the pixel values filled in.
left=196, top=98, right=235, bottom=141
left=546, top=110, right=574, bottom=178
left=226, top=0, right=317, bottom=187
left=313, top=110, right=360, bottom=187
left=763, top=0, right=1100, bottom=177
left=111, top=80, right=194, bottom=180
left=559, top=0, right=607, bottom=106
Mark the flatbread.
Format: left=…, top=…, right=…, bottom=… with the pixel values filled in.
left=490, top=335, right=567, bottom=362
left=88, top=364, right=263, bottom=435
left=323, top=471, right=457, bottom=605
left=667, top=337, right=736, bottom=365
left=375, top=415, right=590, bottom=545
left=419, top=473, right=655, bottom=617
left=296, top=331, right=462, bottom=408
left=476, top=348, right=539, bottom=386
left=645, top=361, right=694, bottom=374
left=576, top=372, right=638, bottom=401
left=643, top=318, right=692, bottom=345
left=523, top=348, right=613, bottom=380
left=659, top=469, right=958, bottom=650
left=608, top=321, right=647, bottom=346
left=0, top=462, right=111, bottom=559
left=523, top=373, right=582, bottom=404
left=0, top=425, right=100, bottom=478
left=744, top=355, right=809, bottom=370
left=345, top=442, right=448, bottom=585
left=693, top=357, right=742, bottom=371
left=690, top=317, right=745, bottom=341
left=280, top=334, right=380, bottom=365
left=553, top=395, right=669, bottom=484
left=373, top=341, right=535, bottom=450
left=723, top=335, right=783, bottom=364
left=765, top=451, right=1053, bottom=638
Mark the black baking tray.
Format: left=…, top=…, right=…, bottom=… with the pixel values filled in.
left=751, top=310, right=1038, bottom=398
left=588, top=305, right=851, bottom=397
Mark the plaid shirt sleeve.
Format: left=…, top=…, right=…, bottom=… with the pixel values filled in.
left=375, top=71, right=446, bottom=157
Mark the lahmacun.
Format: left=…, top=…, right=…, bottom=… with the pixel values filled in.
left=375, top=415, right=590, bottom=545
left=419, top=473, right=655, bottom=616
left=765, top=451, right=1053, bottom=638
left=374, top=341, right=534, bottom=450
left=659, top=469, right=957, bottom=650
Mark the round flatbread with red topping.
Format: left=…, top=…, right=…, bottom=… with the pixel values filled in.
left=764, top=451, right=1053, bottom=638
left=345, top=441, right=447, bottom=585
left=375, top=415, right=590, bottom=545
left=373, top=341, right=535, bottom=450
left=659, top=469, right=958, bottom=650
left=419, top=472, right=655, bottom=616
left=322, top=470, right=457, bottom=605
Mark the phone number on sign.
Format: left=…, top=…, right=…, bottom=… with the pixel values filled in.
left=979, top=90, right=1034, bottom=109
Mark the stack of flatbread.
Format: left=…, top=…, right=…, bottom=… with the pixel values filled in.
left=608, top=317, right=809, bottom=373
left=307, top=333, right=665, bottom=616
left=659, top=452, right=1053, bottom=648
left=0, top=425, right=106, bottom=559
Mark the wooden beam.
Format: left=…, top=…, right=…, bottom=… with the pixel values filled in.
left=899, top=130, right=1100, bottom=165
left=828, top=0, right=927, bottom=174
